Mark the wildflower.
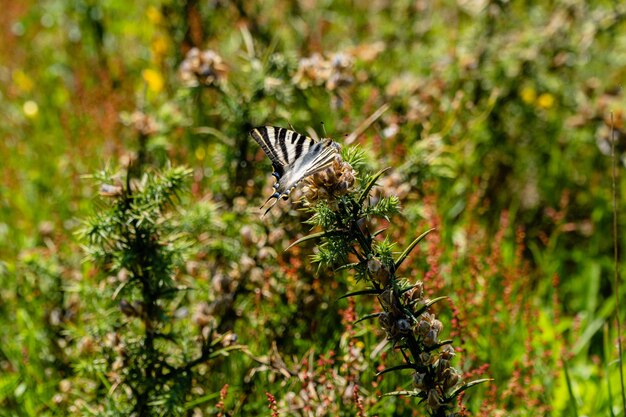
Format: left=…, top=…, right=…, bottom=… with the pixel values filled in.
left=292, top=51, right=354, bottom=91
left=520, top=86, right=536, bottom=104
left=346, top=41, right=385, bottom=62
left=179, top=47, right=228, bottom=87
left=326, top=52, right=354, bottom=91
left=537, top=93, right=555, bottom=109
left=292, top=53, right=331, bottom=89
left=99, top=184, right=123, bottom=197
left=23, top=100, right=38, bottom=118
left=129, top=110, right=159, bottom=136
left=142, top=68, right=164, bottom=93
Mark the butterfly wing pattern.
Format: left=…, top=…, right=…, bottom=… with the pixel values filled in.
left=249, top=126, right=338, bottom=215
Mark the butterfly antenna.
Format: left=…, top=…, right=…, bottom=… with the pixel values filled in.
left=288, top=121, right=296, bottom=131
left=320, top=121, right=328, bottom=138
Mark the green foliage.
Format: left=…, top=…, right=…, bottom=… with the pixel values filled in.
left=1, top=0, right=625, bottom=415
left=297, top=158, right=485, bottom=416
left=72, top=166, right=244, bottom=415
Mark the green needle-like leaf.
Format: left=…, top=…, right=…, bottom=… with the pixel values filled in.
left=394, top=228, right=435, bottom=270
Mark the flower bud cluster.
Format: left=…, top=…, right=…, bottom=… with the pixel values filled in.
left=179, top=47, right=228, bottom=87
left=302, top=152, right=356, bottom=204
left=128, top=110, right=159, bottom=136
left=376, top=277, right=463, bottom=414
left=292, top=52, right=354, bottom=91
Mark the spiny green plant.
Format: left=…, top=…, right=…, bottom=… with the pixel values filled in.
left=285, top=145, right=489, bottom=416
left=76, top=165, right=240, bottom=415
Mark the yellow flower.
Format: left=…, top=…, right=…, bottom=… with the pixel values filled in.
left=537, top=93, right=555, bottom=109
left=23, top=100, right=39, bottom=118
left=146, top=6, right=162, bottom=25
left=13, top=70, right=34, bottom=93
left=195, top=147, right=206, bottom=161
left=142, top=68, right=164, bottom=93
left=151, top=36, right=169, bottom=61
left=520, top=86, right=536, bottom=104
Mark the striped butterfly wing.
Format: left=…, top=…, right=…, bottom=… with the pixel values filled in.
left=250, top=126, right=338, bottom=214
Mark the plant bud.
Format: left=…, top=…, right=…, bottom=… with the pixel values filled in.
left=367, top=258, right=382, bottom=275
left=379, top=288, right=395, bottom=310
left=413, top=372, right=427, bottom=390
left=432, top=319, right=443, bottom=333
left=427, top=389, right=441, bottom=409
left=417, top=319, right=431, bottom=337
left=441, top=344, right=456, bottom=360
left=442, top=368, right=461, bottom=390
left=397, top=319, right=411, bottom=334
left=424, top=329, right=439, bottom=346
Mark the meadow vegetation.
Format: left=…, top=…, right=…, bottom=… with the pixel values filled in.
left=1, top=1, right=625, bottom=415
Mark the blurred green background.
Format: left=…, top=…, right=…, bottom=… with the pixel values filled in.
left=1, top=0, right=625, bottom=415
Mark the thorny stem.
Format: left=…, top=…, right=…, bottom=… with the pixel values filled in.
left=344, top=195, right=451, bottom=415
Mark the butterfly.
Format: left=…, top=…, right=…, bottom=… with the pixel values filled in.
left=249, top=126, right=339, bottom=215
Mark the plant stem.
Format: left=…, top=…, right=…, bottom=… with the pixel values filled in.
left=611, top=112, right=626, bottom=416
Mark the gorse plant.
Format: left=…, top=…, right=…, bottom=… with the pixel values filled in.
left=287, top=145, right=489, bottom=416
left=77, top=166, right=240, bottom=415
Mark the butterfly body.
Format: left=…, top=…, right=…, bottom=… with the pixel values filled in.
left=249, top=126, right=338, bottom=214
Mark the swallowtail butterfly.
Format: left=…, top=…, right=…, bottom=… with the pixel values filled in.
left=249, top=126, right=339, bottom=215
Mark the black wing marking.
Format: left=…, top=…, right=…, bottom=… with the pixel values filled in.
left=249, top=126, right=339, bottom=215
left=250, top=127, right=286, bottom=168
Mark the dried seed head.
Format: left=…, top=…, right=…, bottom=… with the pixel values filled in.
left=326, top=52, right=354, bottom=90
left=417, top=319, right=431, bottom=337
left=292, top=53, right=330, bottom=89
left=179, top=47, right=228, bottom=87
left=413, top=372, right=427, bottom=390
left=378, top=288, right=396, bottom=310
left=406, top=281, right=424, bottom=302
left=378, top=312, right=392, bottom=331
left=99, top=183, right=123, bottom=197
left=442, top=367, right=461, bottom=391
left=302, top=152, right=356, bottom=204
left=129, top=110, right=158, bottom=136
left=432, top=319, right=443, bottom=333
left=424, top=329, right=439, bottom=346
left=397, top=318, right=411, bottom=334
left=419, top=351, right=431, bottom=365
left=441, top=344, right=456, bottom=360
left=367, top=258, right=391, bottom=285
left=426, top=389, right=441, bottom=409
